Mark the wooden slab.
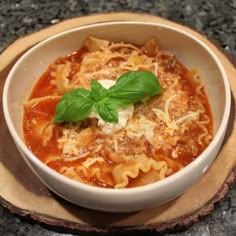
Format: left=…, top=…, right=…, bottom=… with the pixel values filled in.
left=0, top=12, right=236, bottom=233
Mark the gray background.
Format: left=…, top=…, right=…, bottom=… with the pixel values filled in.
left=0, top=0, right=236, bottom=235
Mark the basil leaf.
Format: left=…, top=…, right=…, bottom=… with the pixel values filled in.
left=95, top=98, right=119, bottom=123
left=90, top=79, right=108, bottom=101
left=62, top=88, right=91, bottom=99
left=54, top=88, right=92, bottom=123
left=54, top=70, right=163, bottom=124
left=53, top=98, right=68, bottom=123
left=108, top=71, right=163, bottom=103
left=54, top=97, right=94, bottom=123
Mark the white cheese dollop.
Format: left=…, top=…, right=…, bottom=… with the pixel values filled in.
left=88, top=79, right=134, bottom=134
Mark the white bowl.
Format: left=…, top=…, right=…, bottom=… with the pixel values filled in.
left=3, top=22, right=231, bottom=212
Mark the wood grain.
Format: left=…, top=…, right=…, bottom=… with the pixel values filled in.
left=0, top=12, right=236, bottom=233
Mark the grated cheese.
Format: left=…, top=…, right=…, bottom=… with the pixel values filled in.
left=82, top=156, right=104, bottom=168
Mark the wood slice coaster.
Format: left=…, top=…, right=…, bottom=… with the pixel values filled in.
left=0, top=12, right=236, bottom=233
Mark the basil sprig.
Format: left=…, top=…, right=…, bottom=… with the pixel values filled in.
left=54, top=70, right=163, bottom=124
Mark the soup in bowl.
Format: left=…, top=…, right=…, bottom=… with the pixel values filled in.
left=3, top=22, right=231, bottom=212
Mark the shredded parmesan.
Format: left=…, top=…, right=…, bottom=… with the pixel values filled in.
left=82, top=157, right=104, bottom=168
left=176, top=111, right=199, bottom=124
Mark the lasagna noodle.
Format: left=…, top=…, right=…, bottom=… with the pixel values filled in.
left=112, top=154, right=168, bottom=189
left=52, top=37, right=158, bottom=93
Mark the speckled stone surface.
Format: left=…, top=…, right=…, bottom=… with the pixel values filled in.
left=0, top=0, right=236, bottom=235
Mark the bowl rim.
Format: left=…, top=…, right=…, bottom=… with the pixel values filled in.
left=2, top=21, right=231, bottom=196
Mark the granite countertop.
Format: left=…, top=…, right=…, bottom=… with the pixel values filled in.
left=0, top=0, right=236, bottom=235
